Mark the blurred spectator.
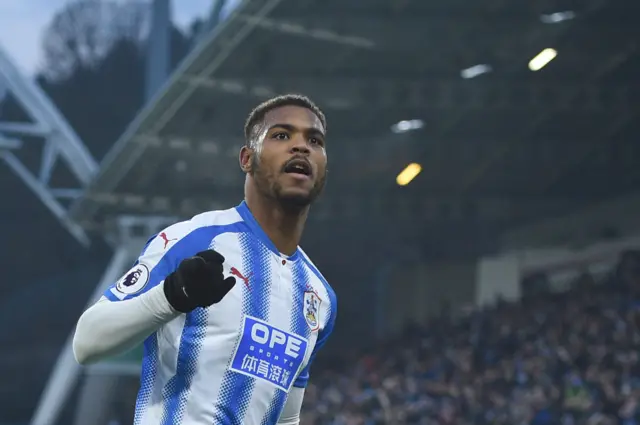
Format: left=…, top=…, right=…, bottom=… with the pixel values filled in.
left=302, top=252, right=640, bottom=425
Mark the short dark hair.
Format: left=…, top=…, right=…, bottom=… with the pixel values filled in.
left=243, top=94, right=327, bottom=146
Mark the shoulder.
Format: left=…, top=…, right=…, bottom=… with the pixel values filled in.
left=190, top=206, right=245, bottom=228
left=144, top=207, right=246, bottom=255
left=107, top=207, right=247, bottom=301
left=130, top=208, right=248, bottom=276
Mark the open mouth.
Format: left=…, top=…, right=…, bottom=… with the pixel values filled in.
left=283, top=158, right=312, bottom=177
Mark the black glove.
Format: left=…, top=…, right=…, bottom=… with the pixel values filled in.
left=163, top=249, right=236, bottom=313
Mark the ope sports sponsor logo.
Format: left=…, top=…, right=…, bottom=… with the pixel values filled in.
left=230, top=316, right=308, bottom=392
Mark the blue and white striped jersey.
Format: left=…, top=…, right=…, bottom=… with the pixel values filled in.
left=104, top=201, right=337, bottom=424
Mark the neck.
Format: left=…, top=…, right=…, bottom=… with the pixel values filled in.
left=244, top=191, right=309, bottom=256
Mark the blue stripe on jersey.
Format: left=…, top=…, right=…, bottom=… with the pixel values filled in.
left=235, top=201, right=278, bottom=256
left=160, top=309, right=209, bottom=425
left=290, top=260, right=312, bottom=388
left=260, top=259, right=311, bottom=424
left=294, top=257, right=337, bottom=388
left=235, top=201, right=300, bottom=262
left=214, top=232, right=273, bottom=425
left=134, top=334, right=159, bottom=425
left=105, top=224, right=244, bottom=302
left=157, top=224, right=246, bottom=425
left=260, top=391, right=288, bottom=425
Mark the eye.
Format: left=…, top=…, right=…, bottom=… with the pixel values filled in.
left=272, top=132, right=289, bottom=140
left=309, top=137, right=324, bottom=146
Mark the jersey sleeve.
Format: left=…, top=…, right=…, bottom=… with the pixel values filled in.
left=103, top=220, right=207, bottom=302
left=293, top=288, right=337, bottom=388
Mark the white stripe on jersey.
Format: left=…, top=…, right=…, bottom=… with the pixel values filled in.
left=103, top=202, right=337, bottom=425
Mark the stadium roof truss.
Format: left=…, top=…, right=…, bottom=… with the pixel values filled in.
left=33, top=0, right=640, bottom=423
left=0, top=45, right=97, bottom=246
left=71, top=0, right=640, bottom=236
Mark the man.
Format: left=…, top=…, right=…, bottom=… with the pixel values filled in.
left=73, top=94, right=337, bottom=425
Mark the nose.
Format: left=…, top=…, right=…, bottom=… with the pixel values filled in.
left=289, top=135, right=311, bottom=155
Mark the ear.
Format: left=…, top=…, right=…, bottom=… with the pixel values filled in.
left=239, top=145, right=253, bottom=173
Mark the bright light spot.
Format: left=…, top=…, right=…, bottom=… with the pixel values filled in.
left=391, top=119, right=424, bottom=134
left=529, top=48, right=557, bottom=71
left=396, top=163, right=422, bottom=186
left=461, top=64, right=492, bottom=79
left=540, top=11, right=576, bottom=24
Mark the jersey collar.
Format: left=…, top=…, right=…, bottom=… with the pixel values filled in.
left=235, top=201, right=300, bottom=261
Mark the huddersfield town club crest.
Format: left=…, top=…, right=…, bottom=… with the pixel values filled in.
left=303, top=290, right=321, bottom=331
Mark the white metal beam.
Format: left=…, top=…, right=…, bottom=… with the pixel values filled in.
left=182, top=75, right=636, bottom=112
left=0, top=135, right=21, bottom=149
left=0, top=43, right=98, bottom=246
left=235, top=14, right=376, bottom=48
left=0, top=151, right=90, bottom=245
left=77, top=191, right=583, bottom=226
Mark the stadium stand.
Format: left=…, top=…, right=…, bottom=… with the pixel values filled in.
left=95, top=244, right=640, bottom=425
left=1, top=0, right=639, bottom=424
left=298, top=250, right=640, bottom=425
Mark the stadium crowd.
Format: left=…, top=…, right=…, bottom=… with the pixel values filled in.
left=301, top=250, right=640, bottom=425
